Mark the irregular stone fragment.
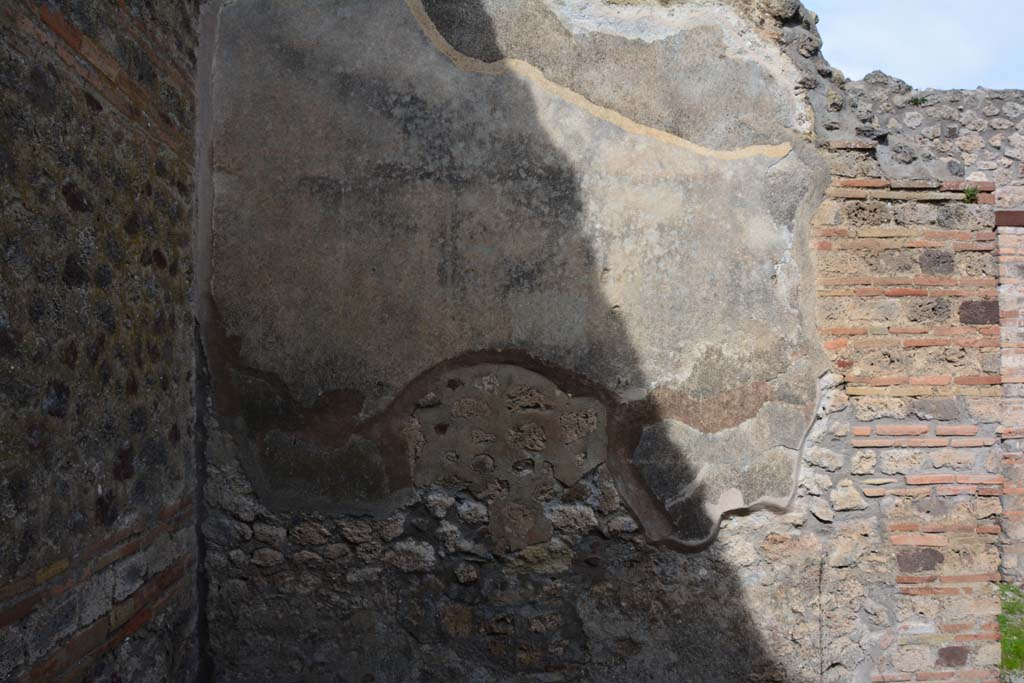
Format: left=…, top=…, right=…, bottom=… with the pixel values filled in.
left=489, top=499, right=553, bottom=553
left=456, top=499, right=489, bottom=526
left=506, top=422, right=547, bottom=452
left=806, top=447, right=843, bottom=472
left=293, top=550, right=324, bottom=565
left=454, top=563, right=478, bottom=584
left=375, top=514, right=406, bottom=542
left=424, top=490, right=455, bottom=519
left=345, top=566, right=382, bottom=584
left=384, top=540, right=437, bottom=572
left=290, top=521, right=330, bottom=546
left=251, top=548, right=285, bottom=568
left=810, top=499, right=834, bottom=523
left=546, top=504, right=598, bottom=536
left=227, top=550, right=249, bottom=567
left=254, top=523, right=287, bottom=547
left=879, top=451, right=926, bottom=475
left=322, top=544, right=353, bottom=562
left=850, top=452, right=876, bottom=476
left=959, top=300, right=999, bottom=325
left=763, top=0, right=801, bottom=19
left=560, top=410, right=597, bottom=444
left=605, top=515, right=639, bottom=536
left=801, top=470, right=833, bottom=497
left=827, top=536, right=863, bottom=567
left=506, top=538, right=573, bottom=574
left=896, top=548, right=944, bottom=573
left=936, top=646, right=968, bottom=667
left=893, top=645, right=931, bottom=673
left=909, top=398, right=960, bottom=422
left=337, top=520, right=375, bottom=545
left=829, top=480, right=867, bottom=511
left=854, top=397, right=908, bottom=422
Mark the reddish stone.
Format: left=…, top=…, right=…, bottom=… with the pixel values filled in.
left=896, top=549, right=945, bottom=573
left=959, top=300, right=999, bottom=325
left=936, top=646, right=968, bottom=667
left=941, top=180, right=996, bottom=192
left=996, top=210, right=1024, bottom=227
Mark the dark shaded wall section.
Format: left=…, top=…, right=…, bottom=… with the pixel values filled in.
left=0, top=1, right=199, bottom=680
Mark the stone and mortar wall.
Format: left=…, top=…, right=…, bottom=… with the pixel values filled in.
left=192, top=1, right=1024, bottom=682
left=0, top=0, right=1021, bottom=681
left=824, top=72, right=1024, bottom=211
left=0, top=2, right=199, bottom=681
left=813, top=72, right=1024, bottom=681
left=196, top=0, right=835, bottom=680
left=811, top=141, right=1005, bottom=682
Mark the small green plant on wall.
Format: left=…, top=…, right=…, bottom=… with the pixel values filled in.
left=909, top=96, right=927, bottom=106
left=1000, top=583, right=1024, bottom=672
left=963, top=186, right=979, bottom=204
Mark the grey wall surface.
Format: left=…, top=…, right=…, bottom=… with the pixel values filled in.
left=198, top=0, right=831, bottom=679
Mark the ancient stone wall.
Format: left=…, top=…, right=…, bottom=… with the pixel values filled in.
left=999, top=207, right=1024, bottom=680
left=189, top=1, right=1024, bottom=681
left=809, top=74, right=1024, bottom=681
left=806, top=143, right=1005, bottom=681
left=1, top=0, right=1023, bottom=681
left=195, top=0, right=834, bottom=680
left=836, top=73, right=1024, bottom=211
left=0, top=1, right=200, bottom=680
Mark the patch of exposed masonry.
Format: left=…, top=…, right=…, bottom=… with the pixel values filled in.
left=829, top=71, right=1024, bottom=209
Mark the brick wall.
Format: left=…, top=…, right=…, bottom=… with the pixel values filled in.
left=0, top=1, right=199, bottom=680
left=813, top=140, right=1004, bottom=681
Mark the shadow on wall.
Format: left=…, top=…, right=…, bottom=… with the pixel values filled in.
left=202, top=0, right=811, bottom=680
left=410, top=6, right=786, bottom=679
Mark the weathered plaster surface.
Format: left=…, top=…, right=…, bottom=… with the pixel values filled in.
left=207, top=0, right=828, bottom=546
left=193, top=1, right=1024, bottom=681
left=193, top=1, right=838, bottom=679
left=416, top=0, right=811, bottom=146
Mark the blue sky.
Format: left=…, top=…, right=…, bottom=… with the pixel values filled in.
left=808, top=0, right=1024, bottom=90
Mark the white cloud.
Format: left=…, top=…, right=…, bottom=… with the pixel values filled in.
left=808, top=0, right=1024, bottom=90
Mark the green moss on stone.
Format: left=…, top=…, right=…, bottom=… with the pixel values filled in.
left=1000, top=583, right=1024, bottom=671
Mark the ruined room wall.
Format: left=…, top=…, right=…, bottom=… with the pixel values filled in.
left=0, top=2, right=199, bottom=680
left=801, top=144, right=1005, bottom=682
left=198, top=0, right=842, bottom=681
left=196, top=2, right=1024, bottom=683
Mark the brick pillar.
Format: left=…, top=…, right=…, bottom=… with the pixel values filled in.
left=816, top=143, right=1002, bottom=681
